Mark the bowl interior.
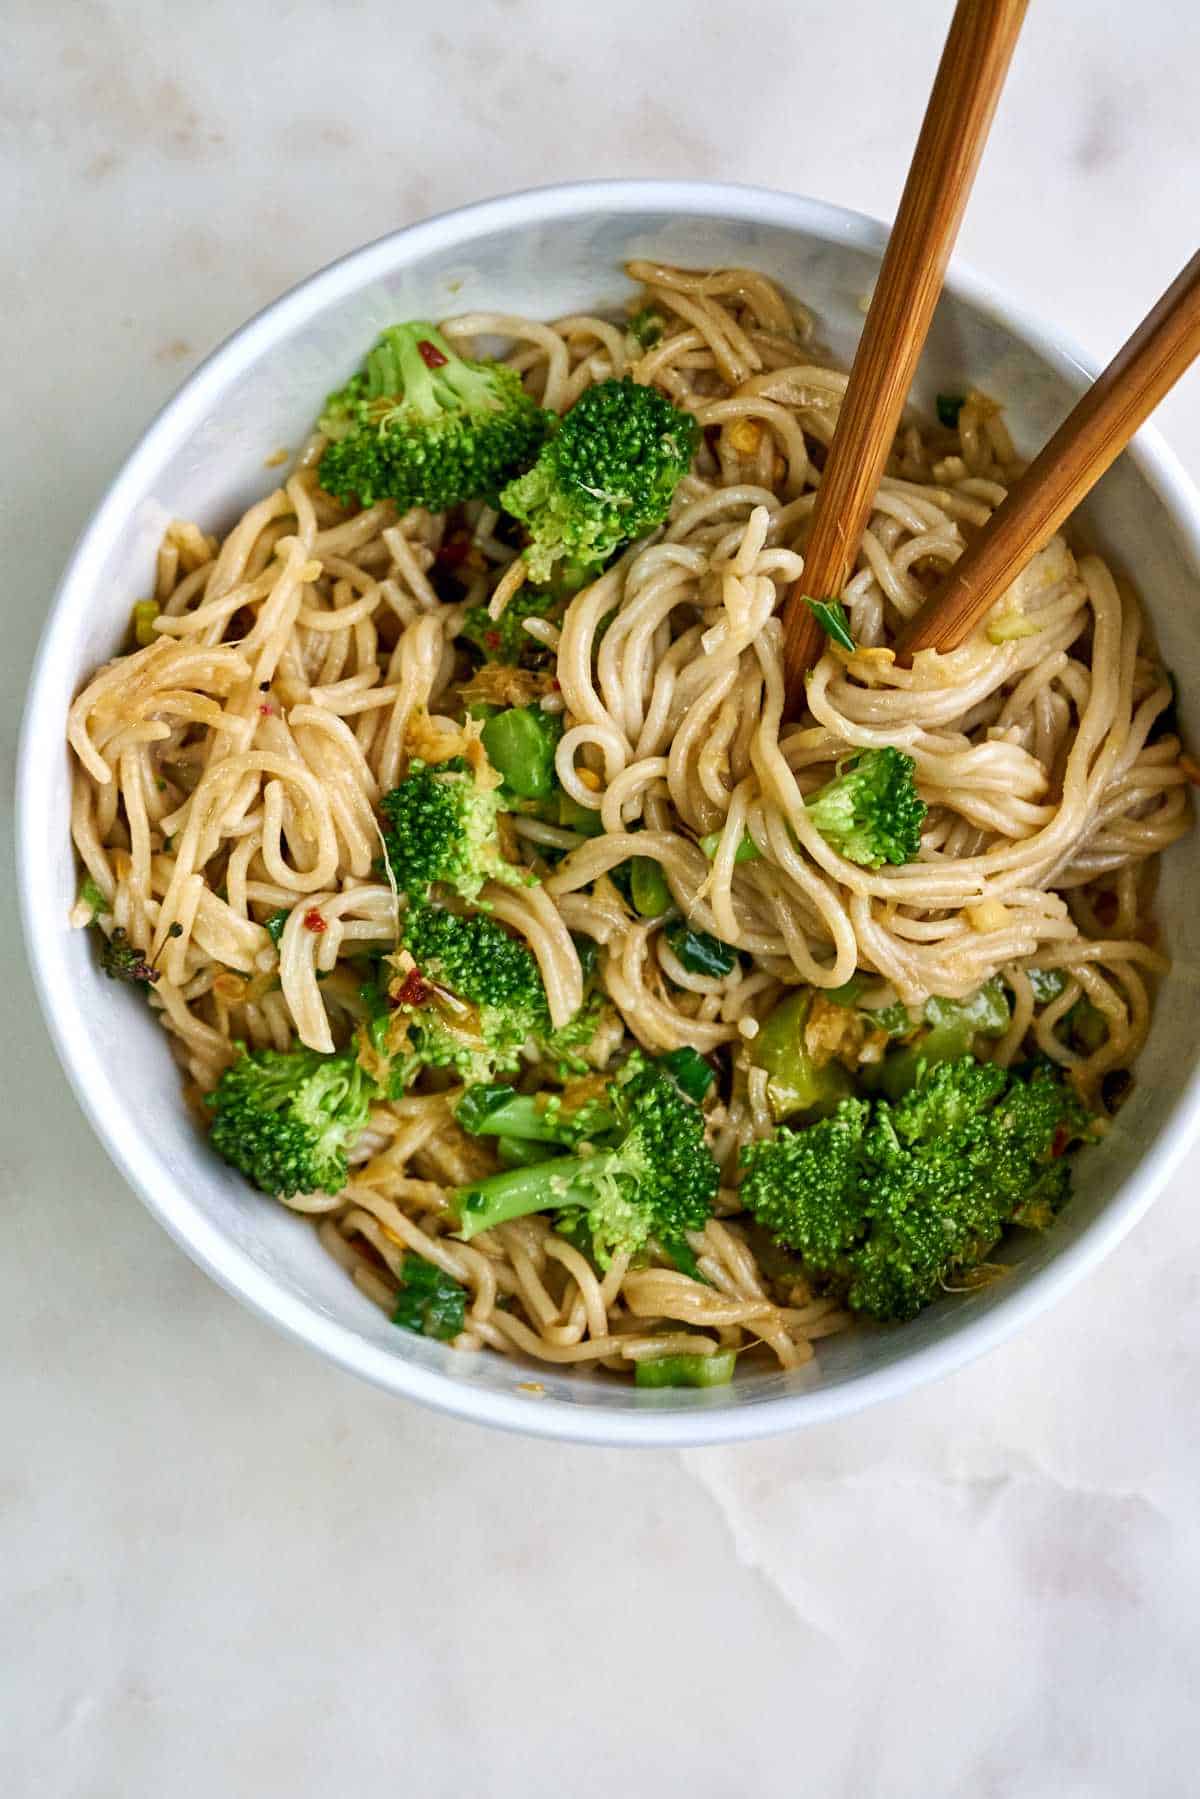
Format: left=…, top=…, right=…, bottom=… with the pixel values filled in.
left=22, top=187, right=1200, bottom=1441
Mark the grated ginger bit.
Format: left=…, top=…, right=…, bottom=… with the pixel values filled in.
left=846, top=646, right=896, bottom=675
left=458, top=663, right=555, bottom=709
left=404, top=709, right=500, bottom=788
left=576, top=766, right=602, bottom=792
left=966, top=899, right=1010, bottom=932
left=728, top=418, right=763, bottom=455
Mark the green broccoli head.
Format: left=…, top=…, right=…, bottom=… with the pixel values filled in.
left=207, top=1045, right=375, bottom=1197
left=378, top=757, right=529, bottom=904
left=460, top=585, right=567, bottom=666
left=98, top=926, right=160, bottom=986
left=358, top=904, right=594, bottom=1094
left=318, top=321, right=552, bottom=511
left=740, top=1055, right=1091, bottom=1321
left=804, top=747, right=926, bottom=869
left=402, top=904, right=549, bottom=1079
left=500, top=377, right=699, bottom=583
left=453, top=1051, right=718, bottom=1267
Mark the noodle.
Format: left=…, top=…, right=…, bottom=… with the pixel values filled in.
left=67, top=265, right=1192, bottom=1379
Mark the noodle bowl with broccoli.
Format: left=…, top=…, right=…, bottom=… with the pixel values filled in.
left=66, top=262, right=1193, bottom=1385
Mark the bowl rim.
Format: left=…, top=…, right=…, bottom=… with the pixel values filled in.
left=19, top=176, right=1200, bottom=1446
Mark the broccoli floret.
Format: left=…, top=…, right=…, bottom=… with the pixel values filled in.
left=500, top=377, right=699, bottom=583
left=535, top=988, right=614, bottom=1076
left=359, top=905, right=600, bottom=1094
left=317, top=321, right=551, bottom=511
left=453, top=1052, right=718, bottom=1267
left=804, top=747, right=926, bottom=869
left=360, top=907, right=549, bottom=1091
left=460, top=585, right=567, bottom=665
left=207, top=1044, right=375, bottom=1197
left=740, top=1056, right=1091, bottom=1322
left=98, top=926, right=159, bottom=986
left=378, top=757, right=529, bottom=903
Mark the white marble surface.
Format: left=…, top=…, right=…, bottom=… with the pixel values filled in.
left=5, top=3, right=1200, bottom=1792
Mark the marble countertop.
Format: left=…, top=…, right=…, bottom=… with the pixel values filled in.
left=5, top=2, right=1200, bottom=1792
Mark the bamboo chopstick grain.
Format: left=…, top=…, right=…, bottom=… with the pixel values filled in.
left=897, top=248, right=1200, bottom=662
left=781, top=0, right=1028, bottom=714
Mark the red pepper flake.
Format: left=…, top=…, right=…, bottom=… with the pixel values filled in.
left=1049, top=1125, right=1071, bottom=1159
left=437, top=533, right=471, bottom=568
left=395, top=967, right=430, bottom=1008
left=303, top=908, right=327, bottom=934
left=484, top=630, right=502, bottom=651
left=417, top=339, right=448, bottom=369
left=259, top=703, right=275, bottom=716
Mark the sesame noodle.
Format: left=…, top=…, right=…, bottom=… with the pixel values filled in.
left=67, top=263, right=1191, bottom=1377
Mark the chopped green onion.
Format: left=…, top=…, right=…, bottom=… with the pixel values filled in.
left=658, top=1046, right=716, bottom=1103
left=658, top=1235, right=704, bottom=1281
left=699, top=829, right=761, bottom=864
left=986, top=605, right=1040, bottom=644
left=571, top=932, right=600, bottom=978
left=1026, top=967, right=1068, bottom=1005
left=1068, top=995, right=1107, bottom=1053
left=131, top=599, right=159, bottom=647
left=665, top=923, right=738, bottom=978
left=557, top=792, right=605, bottom=837
left=392, top=1255, right=467, bottom=1341
left=802, top=597, right=856, bottom=652
left=630, top=856, right=672, bottom=918
left=455, top=1083, right=519, bottom=1135
left=264, top=908, right=290, bottom=947
left=635, top=1349, right=736, bottom=1389
left=936, top=393, right=966, bottom=429
left=78, top=875, right=109, bottom=922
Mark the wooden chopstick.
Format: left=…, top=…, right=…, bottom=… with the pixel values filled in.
left=780, top=0, right=1028, bottom=715
left=896, top=248, right=1200, bottom=662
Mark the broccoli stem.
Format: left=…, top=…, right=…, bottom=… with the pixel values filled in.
left=634, top=1349, right=736, bottom=1388
left=455, top=1156, right=576, bottom=1240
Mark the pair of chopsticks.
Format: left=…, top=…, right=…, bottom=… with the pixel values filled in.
left=780, top=0, right=1200, bottom=716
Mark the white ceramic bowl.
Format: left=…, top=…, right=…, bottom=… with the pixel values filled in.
left=19, top=181, right=1200, bottom=1445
